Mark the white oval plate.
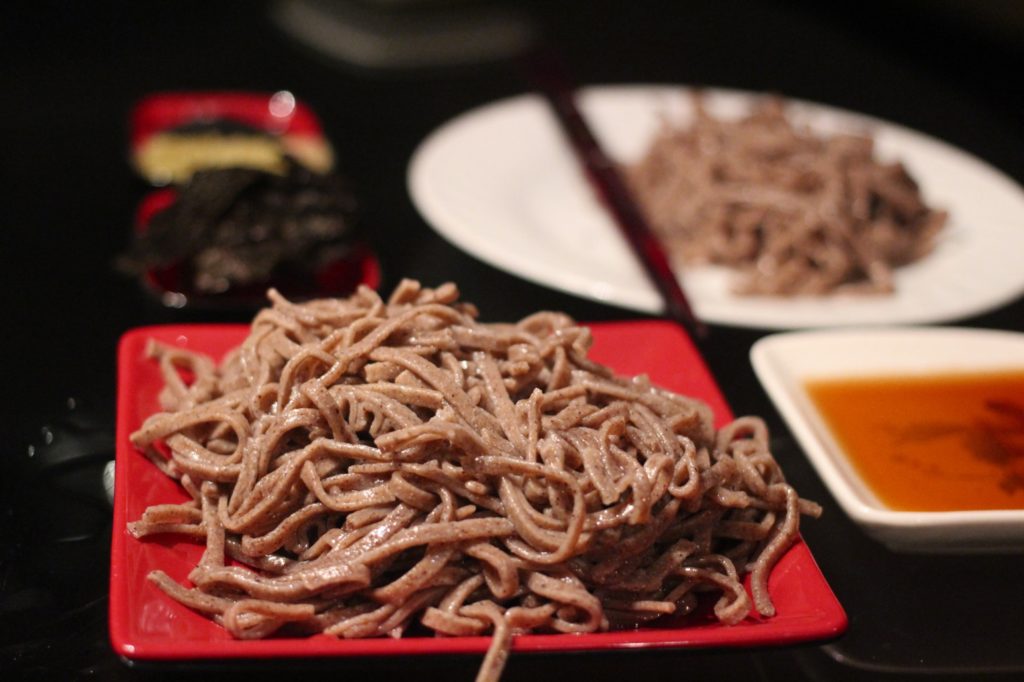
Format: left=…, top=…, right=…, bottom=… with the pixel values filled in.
left=751, top=327, right=1024, bottom=553
left=408, top=86, right=1024, bottom=329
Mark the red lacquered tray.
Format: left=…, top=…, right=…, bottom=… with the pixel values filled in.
left=111, top=320, right=846, bottom=661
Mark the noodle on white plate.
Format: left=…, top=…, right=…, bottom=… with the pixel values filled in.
left=626, top=95, right=946, bottom=296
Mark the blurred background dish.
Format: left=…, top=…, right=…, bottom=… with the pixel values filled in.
left=122, top=92, right=379, bottom=309
left=408, top=86, right=1024, bottom=329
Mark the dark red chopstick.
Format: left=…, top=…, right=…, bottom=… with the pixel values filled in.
left=523, top=51, right=707, bottom=339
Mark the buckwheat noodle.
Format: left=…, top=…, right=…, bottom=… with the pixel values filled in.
left=129, top=280, right=820, bottom=681
left=626, top=95, right=946, bottom=296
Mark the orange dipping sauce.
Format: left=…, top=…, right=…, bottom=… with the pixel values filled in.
left=806, top=370, right=1024, bottom=512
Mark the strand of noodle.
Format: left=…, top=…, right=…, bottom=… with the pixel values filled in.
left=676, top=565, right=751, bottom=625
left=387, top=471, right=438, bottom=511
left=370, top=489, right=457, bottom=604
left=504, top=603, right=557, bottom=632
left=421, top=574, right=489, bottom=635
left=148, top=570, right=233, bottom=615
left=132, top=502, right=200, bottom=524
left=276, top=347, right=338, bottom=412
left=225, top=538, right=293, bottom=572
left=667, top=439, right=702, bottom=502
left=224, top=439, right=391, bottom=532
left=368, top=346, right=509, bottom=448
left=475, top=351, right=528, bottom=452
left=562, top=429, right=620, bottom=506
left=128, top=522, right=206, bottom=539
left=194, top=483, right=225, bottom=572
left=287, top=503, right=418, bottom=575
left=302, top=461, right=396, bottom=512
left=191, top=560, right=371, bottom=601
left=324, top=602, right=398, bottom=638
left=525, top=572, right=604, bottom=633
left=475, top=457, right=587, bottom=564
left=300, top=380, right=356, bottom=443
left=464, top=541, right=520, bottom=599
left=358, top=382, right=444, bottom=410
left=398, top=462, right=505, bottom=514
left=149, top=341, right=218, bottom=410
left=749, top=484, right=801, bottom=616
left=376, top=586, right=450, bottom=638
left=164, top=434, right=241, bottom=482
left=317, top=304, right=472, bottom=384
left=239, top=501, right=329, bottom=556
left=375, top=421, right=491, bottom=458
left=460, top=601, right=513, bottom=682
left=131, top=404, right=249, bottom=457
left=354, top=518, right=515, bottom=568
left=221, top=599, right=316, bottom=639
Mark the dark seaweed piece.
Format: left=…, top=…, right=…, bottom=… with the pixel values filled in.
left=117, top=161, right=359, bottom=293
left=122, top=167, right=264, bottom=269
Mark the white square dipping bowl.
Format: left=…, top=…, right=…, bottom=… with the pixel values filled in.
left=751, top=327, right=1024, bottom=553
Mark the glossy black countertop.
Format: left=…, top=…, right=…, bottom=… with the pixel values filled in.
left=2, top=2, right=1022, bottom=680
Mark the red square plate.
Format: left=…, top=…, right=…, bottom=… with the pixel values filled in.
left=110, top=320, right=846, bottom=661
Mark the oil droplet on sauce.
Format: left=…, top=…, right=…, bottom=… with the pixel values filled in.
left=806, top=370, right=1024, bottom=512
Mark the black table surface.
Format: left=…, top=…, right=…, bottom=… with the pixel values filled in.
left=3, top=2, right=1022, bottom=680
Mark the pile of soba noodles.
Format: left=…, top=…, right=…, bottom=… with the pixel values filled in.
left=129, top=280, right=819, bottom=681
left=625, top=95, right=947, bottom=296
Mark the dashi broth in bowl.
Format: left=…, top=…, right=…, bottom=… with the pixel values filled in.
left=752, top=327, right=1024, bottom=553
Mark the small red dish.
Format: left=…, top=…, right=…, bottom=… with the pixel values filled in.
left=111, top=319, right=846, bottom=662
left=132, top=188, right=380, bottom=310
